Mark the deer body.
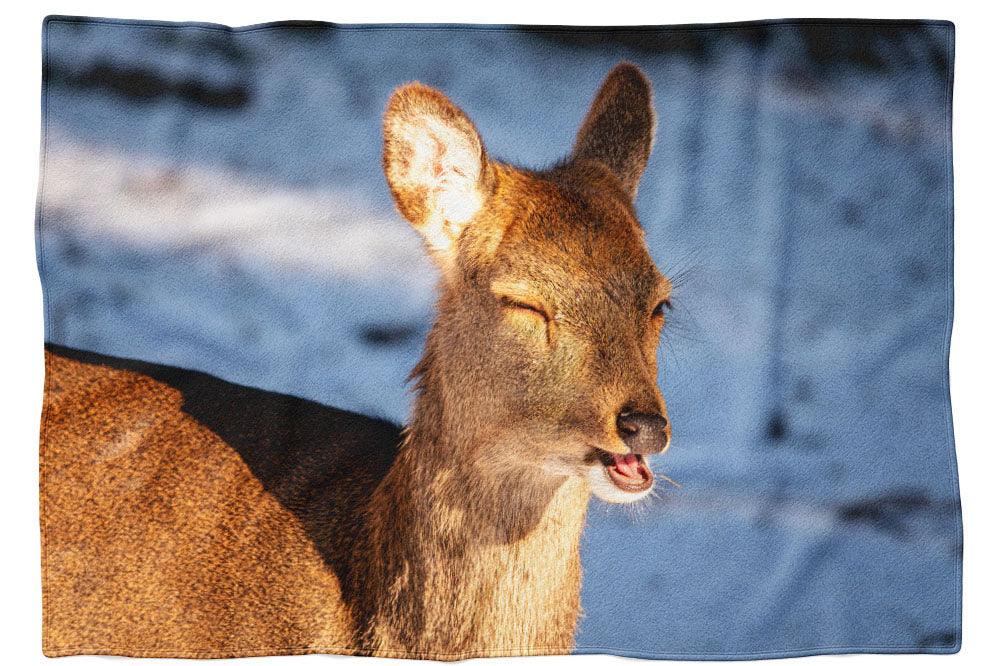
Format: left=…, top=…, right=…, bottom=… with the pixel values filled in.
left=42, top=347, right=586, bottom=657
left=41, top=63, right=673, bottom=658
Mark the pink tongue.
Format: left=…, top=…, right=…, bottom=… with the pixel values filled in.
left=612, top=453, right=642, bottom=479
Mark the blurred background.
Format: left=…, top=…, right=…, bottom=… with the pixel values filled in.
left=38, top=17, right=960, bottom=655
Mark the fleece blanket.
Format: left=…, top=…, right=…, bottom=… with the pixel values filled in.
left=36, top=16, right=960, bottom=660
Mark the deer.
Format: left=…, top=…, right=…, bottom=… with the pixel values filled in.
left=40, top=62, right=673, bottom=659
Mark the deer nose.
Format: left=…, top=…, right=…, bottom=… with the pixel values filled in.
left=616, top=411, right=669, bottom=455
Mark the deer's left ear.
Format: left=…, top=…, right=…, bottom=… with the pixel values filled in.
left=383, top=83, right=493, bottom=265
left=571, top=62, right=656, bottom=200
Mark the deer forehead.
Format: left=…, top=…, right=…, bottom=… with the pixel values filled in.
left=486, top=257, right=668, bottom=326
left=483, top=207, right=667, bottom=310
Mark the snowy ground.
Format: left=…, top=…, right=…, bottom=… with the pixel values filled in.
left=38, top=17, right=960, bottom=655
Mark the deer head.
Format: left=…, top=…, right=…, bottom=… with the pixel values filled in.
left=383, top=63, right=671, bottom=504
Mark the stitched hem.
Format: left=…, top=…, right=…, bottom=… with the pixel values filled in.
left=42, top=16, right=955, bottom=36
left=41, top=641, right=961, bottom=661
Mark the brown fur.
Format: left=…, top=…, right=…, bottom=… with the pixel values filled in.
left=40, top=62, right=671, bottom=659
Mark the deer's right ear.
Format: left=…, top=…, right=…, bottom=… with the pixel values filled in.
left=383, top=83, right=493, bottom=266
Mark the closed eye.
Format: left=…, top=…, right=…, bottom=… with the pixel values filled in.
left=499, top=295, right=550, bottom=321
left=652, top=298, right=673, bottom=318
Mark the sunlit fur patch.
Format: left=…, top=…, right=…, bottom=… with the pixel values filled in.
left=586, top=462, right=654, bottom=504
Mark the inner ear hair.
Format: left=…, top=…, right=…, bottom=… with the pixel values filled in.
left=383, top=83, right=492, bottom=262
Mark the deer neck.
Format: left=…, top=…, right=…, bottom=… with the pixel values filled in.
left=353, top=361, right=592, bottom=653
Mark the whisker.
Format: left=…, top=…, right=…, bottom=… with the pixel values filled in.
left=662, top=248, right=706, bottom=289
left=660, top=323, right=703, bottom=347
left=655, top=473, right=683, bottom=490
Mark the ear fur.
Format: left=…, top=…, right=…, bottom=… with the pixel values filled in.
left=383, top=84, right=492, bottom=265
left=571, top=62, right=656, bottom=200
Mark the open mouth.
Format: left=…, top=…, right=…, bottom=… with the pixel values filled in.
left=596, top=451, right=654, bottom=493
